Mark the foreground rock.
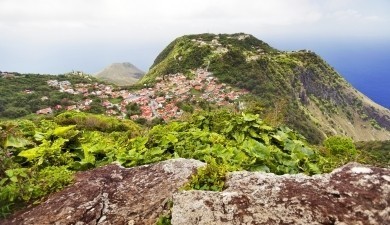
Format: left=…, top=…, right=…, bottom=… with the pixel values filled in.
left=172, top=163, right=390, bottom=225
left=2, top=158, right=205, bottom=225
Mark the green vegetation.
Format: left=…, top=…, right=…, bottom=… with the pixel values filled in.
left=0, top=73, right=100, bottom=119
left=176, top=101, right=194, bottom=113
left=143, top=37, right=212, bottom=83
left=183, top=157, right=230, bottom=192
left=54, top=111, right=140, bottom=134
left=320, top=136, right=357, bottom=168
left=141, top=33, right=365, bottom=144
left=0, top=112, right=140, bottom=217
left=356, top=140, right=390, bottom=167
left=156, top=215, right=172, bottom=225
left=155, top=200, right=173, bottom=225
left=0, top=111, right=312, bottom=217
left=141, top=33, right=390, bottom=145
left=1, top=33, right=389, bottom=220
left=319, top=136, right=390, bottom=169
left=323, top=136, right=357, bottom=156
left=0, top=110, right=387, bottom=218
left=370, top=119, right=382, bottom=130
left=126, top=103, right=141, bottom=117
left=118, top=110, right=324, bottom=174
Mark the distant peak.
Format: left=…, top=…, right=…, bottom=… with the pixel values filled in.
left=94, top=62, right=145, bottom=86
left=110, top=62, right=136, bottom=67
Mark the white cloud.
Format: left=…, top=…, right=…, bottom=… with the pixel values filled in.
left=1, top=0, right=386, bottom=39
left=0, top=0, right=389, bottom=73
left=0, top=0, right=324, bottom=35
left=329, top=9, right=383, bottom=22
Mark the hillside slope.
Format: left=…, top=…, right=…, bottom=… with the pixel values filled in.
left=0, top=73, right=102, bottom=118
left=140, top=33, right=390, bottom=143
left=95, top=62, right=145, bottom=86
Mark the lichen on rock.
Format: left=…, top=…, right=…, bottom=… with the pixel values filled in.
left=1, top=158, right=205, bottom=225
left=172, top=162, right=390, bottom=225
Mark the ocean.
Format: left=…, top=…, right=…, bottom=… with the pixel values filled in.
left=318, top=42, right=390, bottom=109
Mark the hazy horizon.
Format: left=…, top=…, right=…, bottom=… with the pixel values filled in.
left=1, top=37, right=389, bottom=74
left=1, top=0, right=389, bottom=107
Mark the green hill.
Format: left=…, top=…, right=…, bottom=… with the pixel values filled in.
left=94, top=62, right=145, bottom=86
left=1, top=34, right=389, bottom=220
left=0, top=73, right=103, bottom=119
left=140, top=33, right=390, bottom=143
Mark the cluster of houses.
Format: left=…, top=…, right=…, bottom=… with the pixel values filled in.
left=0, top=71, right=16, bottom=79
left=115, top=69, right=248, bottom=120
left=36, top=69, right=248, bottom=121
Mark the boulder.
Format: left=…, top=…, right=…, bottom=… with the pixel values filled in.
left=172, top=163, right=390, bottom=225
left=2, top=158, right=205, bottom=225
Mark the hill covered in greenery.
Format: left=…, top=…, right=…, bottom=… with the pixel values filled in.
left=0, top=73, right=105, bottom=119
left=141, top=33, right=390, bottom=144
left=1, top=33, right=389, bottom=222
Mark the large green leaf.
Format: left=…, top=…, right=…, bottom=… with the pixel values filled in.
left=53, top=125, right=76, bottom=137
left=33, top=132, right=45, bottom=141
left=260, top=125, right=273, bottom=131
left=233, top=132, right=245, bottom=144
left=18, top=146, right=45, bottom=161
left=4, top=135, right=31, bottom=148
left=260, top=133, right=270, bottom=145
left=18, top=138, right=67, bottom=162
left=242, top=113, right=258, bottom=121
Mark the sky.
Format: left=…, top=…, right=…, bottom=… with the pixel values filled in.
left=0, top=0, right=389, bottom=74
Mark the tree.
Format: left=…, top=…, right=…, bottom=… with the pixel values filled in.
left=88, top=100, right=105, bottom=114
left=126, top=103, right=141, bottom=116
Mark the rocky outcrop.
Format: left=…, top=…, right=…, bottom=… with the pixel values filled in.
left=172, top=163, right=390, bottom=225
left=3, top=160, right=389, bottom=225
left=2, top=158, right=205, bottom=225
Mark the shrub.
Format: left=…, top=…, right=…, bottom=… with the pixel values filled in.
left=183, top=157, right=230, bottom=192
left=126, top=103, right=141, bottom=116
left=323, top=136, right=357, bottom=157
left=176, top=102, right=194, bottom=113
left=55, top=111, right=140, bottom=134
left=355, top=140, right=390, bottom=167
left=0, top=166, right=73, bottom=218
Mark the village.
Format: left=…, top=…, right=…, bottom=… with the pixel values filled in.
left=36, top=69, right=248, bottom=121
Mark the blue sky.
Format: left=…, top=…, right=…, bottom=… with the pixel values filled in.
left=0, top=0, right=389, bottom=74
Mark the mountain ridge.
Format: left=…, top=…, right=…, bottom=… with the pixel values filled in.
left=140, top=33, right=390, bottom=143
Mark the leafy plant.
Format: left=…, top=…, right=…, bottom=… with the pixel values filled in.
left=323, top=136, right=357, bottom=157
left=118, top=110, right=324, bottom=175
left=320, top=136, right=358, bottom=169
left=0, top=166, right=73, bottom=218
left=155, top=215, right=171, bottom=225
left=355, top=140, right=390, bottom=167
left=183, top=157, right=230, bottom=192
left=55, top=111, right=140, bottom=134
left=0, top=110, right=381, bottom=219
left=0, top=113, right=137, bottom=217
left=155, top=200, right=173, bottom=225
